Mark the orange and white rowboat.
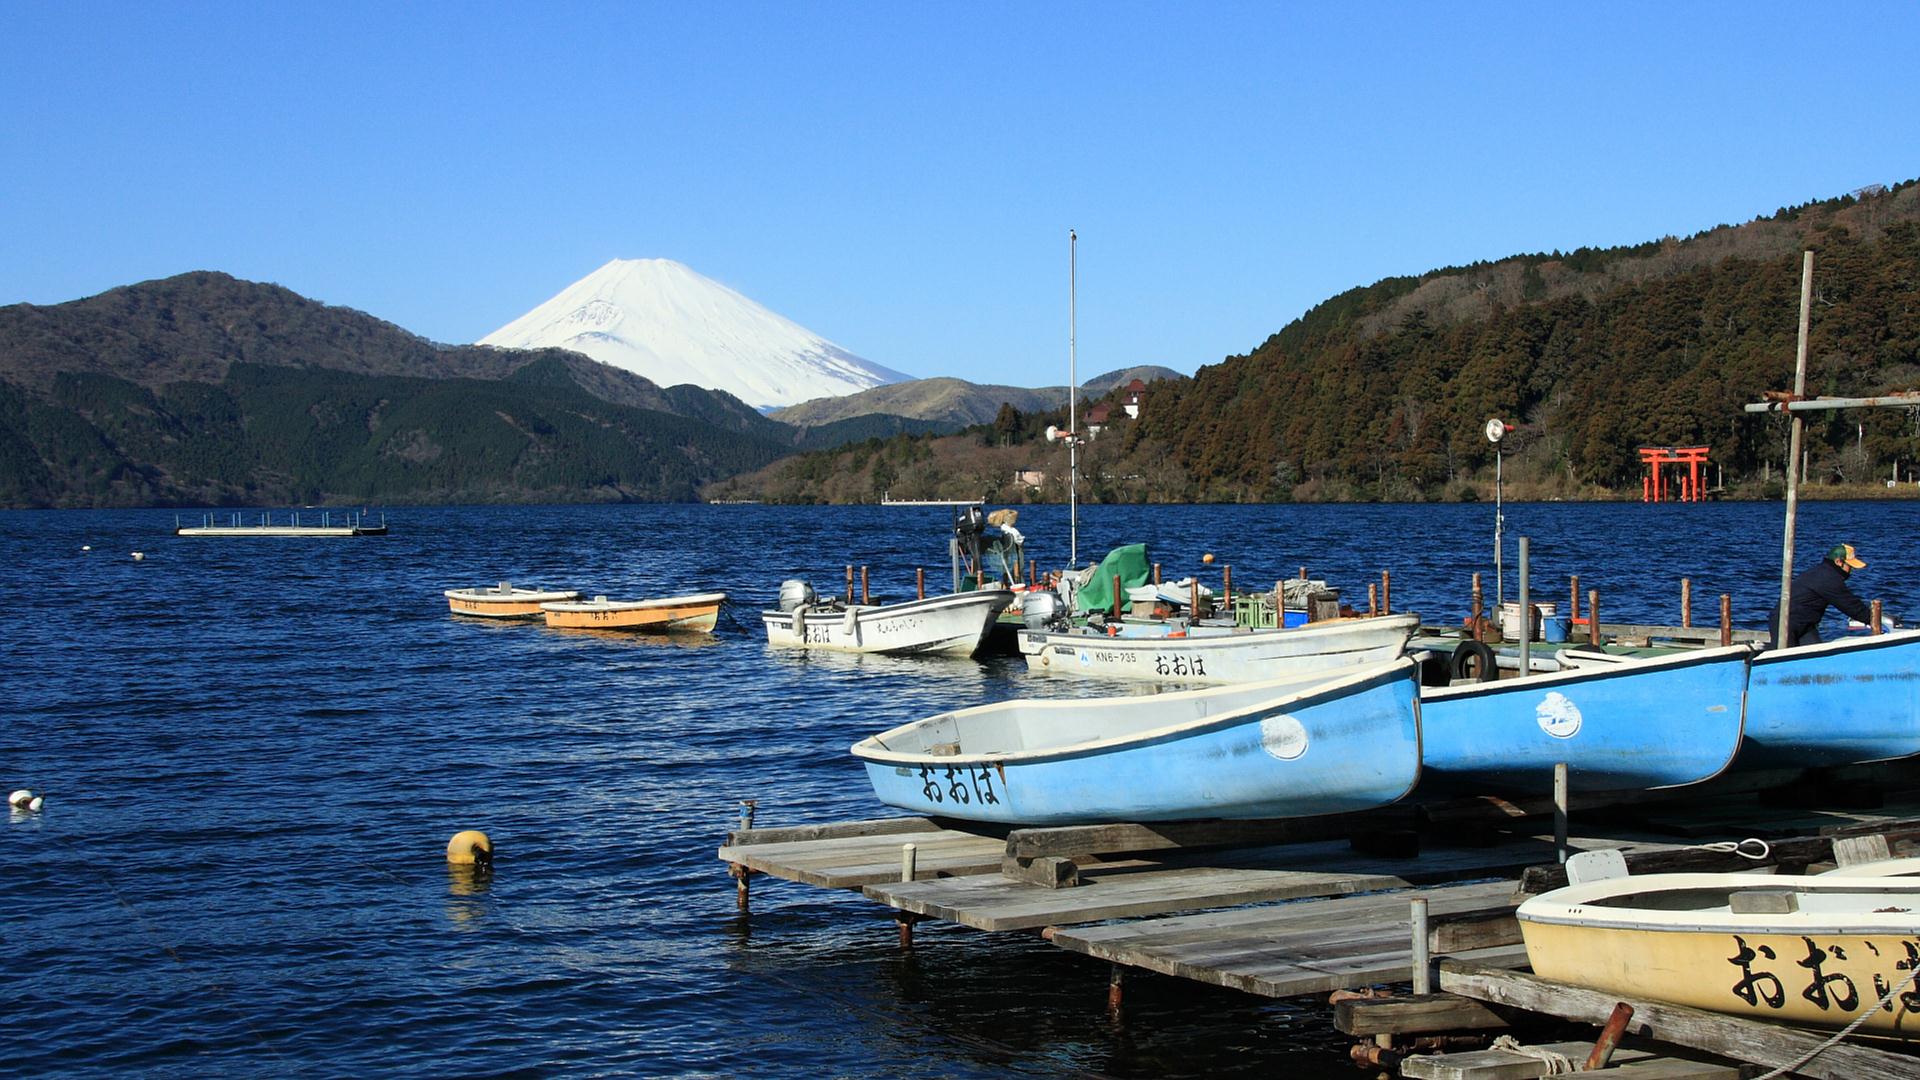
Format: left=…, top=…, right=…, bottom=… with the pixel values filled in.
left=446, top=582, right=581, bottom=619
left=541, top=592, right=727, bottom=632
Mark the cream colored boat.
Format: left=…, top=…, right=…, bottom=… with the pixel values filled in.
left=540, top=592, right=727, bottom=632
left=1519, top=872, right=1920, bottom=1035
left=445, top=582, right=580, bottom=619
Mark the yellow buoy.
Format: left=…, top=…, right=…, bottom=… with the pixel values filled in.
left=446, top=830, right=493, bottom=866
left=1202, top=552, right=1215, bottom=564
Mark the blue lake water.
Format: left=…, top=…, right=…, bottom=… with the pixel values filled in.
left=4, top=500, right=1916, bottom=1077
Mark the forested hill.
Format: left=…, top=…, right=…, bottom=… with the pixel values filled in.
left=0, top=273, right=931, bottom=507
left=1126, top=180, right=1920, bottom=500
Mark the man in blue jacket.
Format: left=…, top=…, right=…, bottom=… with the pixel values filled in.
left=1772, top=543, right=1876, bottom=648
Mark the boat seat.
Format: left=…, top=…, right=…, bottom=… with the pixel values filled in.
left=1564, top=848, right=1629, bottom=885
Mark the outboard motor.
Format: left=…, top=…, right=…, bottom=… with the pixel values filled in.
left=954, top=505, right=986, bottom=539
left=778, top=579, right=817, bottom=612
left=1021, top=589, right=1069, bottom=631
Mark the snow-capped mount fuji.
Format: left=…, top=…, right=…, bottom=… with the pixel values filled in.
left=478, top=258, right=911, bottom=410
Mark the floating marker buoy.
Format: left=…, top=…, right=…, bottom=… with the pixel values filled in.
left=81, top=545, right=91, bottom=552
left=447, top=830, right=493, bottom=867
left=9, top=789, right=38, bottom=811
left=131, top=552, right=145, bottom=561
left=1202, top=552, right=1215, bottom=564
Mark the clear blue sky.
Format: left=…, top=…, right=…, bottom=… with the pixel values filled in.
left=4, top=3, right=1915, bottom=387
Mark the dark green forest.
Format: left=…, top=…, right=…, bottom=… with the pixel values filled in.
left=719, top=180, right=1920, bottom=504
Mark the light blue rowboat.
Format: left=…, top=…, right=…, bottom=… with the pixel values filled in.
left=850, top=658, right=1420, bottom=824
left=1419, top=644, right=1751, bottom=795
left=1739, top=629, right=1920, bottom=769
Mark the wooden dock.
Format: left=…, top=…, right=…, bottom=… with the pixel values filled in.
left=722, top=764, right=1920, bottom=1075
left=174, top=511, right=387, bottom=536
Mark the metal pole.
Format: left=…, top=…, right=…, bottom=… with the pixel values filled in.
left=1068, top=228, right=1079, bottom=567
left=1554, top=762, right=1570, bottom=864
left=1778, top=250, right=1814, bottom=648
left=1518, top=536, right=1531, bottom=676
left=1494, top=452, right=1505, bottom=607
left=1410, top=898, right=1431, bottom=995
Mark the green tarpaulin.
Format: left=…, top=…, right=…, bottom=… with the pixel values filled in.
left=1073, top=543, right=1153, bottom=614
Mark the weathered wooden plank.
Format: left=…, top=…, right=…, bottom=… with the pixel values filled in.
left=722, top=816, right=957, bottom=846
left=1517, top=827, right=1920, bottom=893
left=1436, top=960, right=1920, bottom=1080
left=1430, top=911, right=1523, bottom=952
left=1402, top=1041, right=1655, bottom=1079
left=1606, top=1060, right=1743, bottom=1079
left=1003, top=807, right=1420, bottom=859
left=1061, top=881, right=1521, bottom=949
left=1334, top=993, right=1510, bottom=1036
left=720, top=828, right=1008, bottom=888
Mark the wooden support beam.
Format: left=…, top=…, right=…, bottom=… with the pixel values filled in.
left=1436, top=960, right=1920, bottom=1080
left=1001, top=854, right=1081, bottom=888
left=1003, top=808, right=1419, bottom=860
left=1334, top=993, right=1510, bottom=1037
left=724, top=816, right=957, bottom=847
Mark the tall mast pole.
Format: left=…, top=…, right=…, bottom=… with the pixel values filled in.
left=1776, top=250, right=1814, bottom=647
left=1068, top=228, right=1079, bottom=566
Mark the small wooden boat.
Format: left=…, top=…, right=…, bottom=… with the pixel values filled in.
left=763, top=588, right=1015, bottom=657
left=445, top=582, right=580, bottom=619
left=1017, top=613, right=1419, bottom=684
left=1519, top=871, right=1920, bottom=1035
left=1740, top=629, right=1920, bottom=769
left=540, top=592, right=727, bottom=632
left=851, top=658, right=1421, bottom=824
left=1418, top=644, right=1751, bottom=794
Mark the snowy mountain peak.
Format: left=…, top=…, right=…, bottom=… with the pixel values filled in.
left=478, top=258, right=910, bottom=409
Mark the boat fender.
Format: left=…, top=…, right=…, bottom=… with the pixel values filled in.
left=446, top=830, right=493, bottom=867
left=1449, top=640, right=1498, bottom=683
left=791, top=605, right=808, bottom=640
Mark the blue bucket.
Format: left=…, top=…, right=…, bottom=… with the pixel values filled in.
left=1541, top=610, right=1569, bottom=643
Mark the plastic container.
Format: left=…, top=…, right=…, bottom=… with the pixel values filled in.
left=1500, top=601, right=1564, bottom=642
left=1499, top=601, right=1525, bottom=641
left=1539, top=603, right=1568, bottom=643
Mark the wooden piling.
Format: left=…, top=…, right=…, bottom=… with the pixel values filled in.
left=1681, top=577, right=1692, bottom=627
left=917, top=567, right=925, bottom=600
left=1873, top=599, right=1885, bottom=635
left=1587, top=590, right=1601, bottom=647
left=1191, top=578, right=1200, bottom=618
left=861, top=565, right=870, bottom=605
left=1223, top=565, right=1232, bottom=606
left=1381, top=570, right=1391, bottom=616
left=1113, top=574, right=1123, bottom=619
left=1368, top=583, right=1379, bottom=617
left=1153, top=562, right=1162, bottom=585
left=1569, top=574, right=1580, bottom=623
left=845, top=564, right=855, bottom=602
left=1470, top=574, right=1484, bottom=643
left=1720, top=594, right=1732, bottom=647
left=1108, top=965, right=1125, bottom=1015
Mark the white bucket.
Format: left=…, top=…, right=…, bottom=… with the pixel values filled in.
left=1500, top=601, right=1560, bottom=641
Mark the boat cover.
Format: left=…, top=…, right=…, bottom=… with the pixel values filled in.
left=1073, top=543, right=1153, bottom=614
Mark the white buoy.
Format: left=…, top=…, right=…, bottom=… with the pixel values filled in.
left=26, top=796, right=42, bottom=811
left=8, top=789, right=35, bottom=810
left=447, top=830, right=493, bottom=867
left=131, top=552, right=145, bottom=561
left=81, top=544, right=91, bottom=552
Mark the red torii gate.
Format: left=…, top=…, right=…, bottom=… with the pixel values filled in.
left=1639, top=446, right=1710, bottom=502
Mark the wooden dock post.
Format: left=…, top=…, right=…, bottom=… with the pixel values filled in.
left=1108, top=965, right=1125, bottom=1017
left=1554, top=763, right=1570, bottom=864
left=1222, top=565, right=1232, bottom=606
left=1382, top=570, right=1391, bottom=616
left=1587, top=590, right=1601, bottom=647
left=1721, top=594, right=1732, bottom=647
left=1113, top=574, right=1123, bottom=619
left=1517, top=537, right=1531, bottom=677
left=898, top=843, right=920, bottom=948
left=733, top=800, right=758, bottom=911
left=1191, top=578, right=1200, bottom=618
left=1471, top=574, right=1484, bottom=643
left=1369, top=583, right=1379, bottom=617
left=1153, top=562, right=1161, bottom=585
left=1409, top=898, right=1431, bottom=995
left=917, top=567, right=925, bottom=600
left=1681, top=577, right=1692, bottom=627
left=861, top=566, right=870, bottom=605
left=845, top=564, right=855, bottom=602
left=1874, top=599, right=1885, bottom=634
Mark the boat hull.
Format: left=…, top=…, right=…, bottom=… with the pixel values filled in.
left=762, top=590, right=1015, bottom=657
left=445, top=587, right=580, bottom=619
left=541, top=592, right=726, bottom=632
left=1740, top=630, right=1920, bottom=768
left=1419, top=645, right=1750, bottom=794
left=1017, top=613, right=1420, bottom=684
left=1520, top=873, right=1920, bottom=1036
left=851, top=659, right=1422, bottom=824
